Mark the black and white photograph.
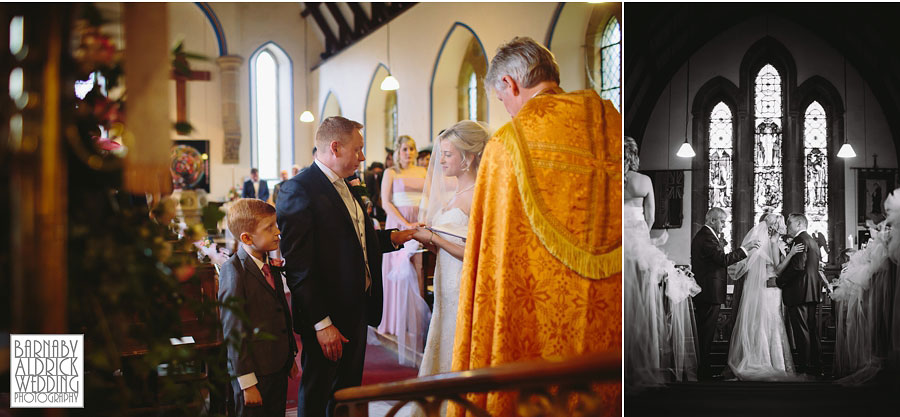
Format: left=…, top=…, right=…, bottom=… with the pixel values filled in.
left=623, top=3, right=900, bottom=416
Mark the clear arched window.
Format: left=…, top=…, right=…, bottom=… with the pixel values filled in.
left=709, top=102, right=734, bottom=251
left=467, top=72, right=478, bottom=120
left=255, top=51, right=278, bottom=180
left=753, top=64, right=784, bottom=223
left=596, top=16, right=621, bottom=110
left=250, top=43, right=293, bottom=183
left=804, top=101, right=829, bottom=258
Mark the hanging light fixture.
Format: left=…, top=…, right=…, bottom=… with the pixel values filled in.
left=837, top=56, right=856, bottom=158
left=300, top=21, right=315, bottom=123
left=676, top=57, right=696, bottom=158
left=380, top=22, right=399, bottom=91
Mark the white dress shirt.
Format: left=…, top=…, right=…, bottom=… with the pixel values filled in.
left=313, top=159, right=372, bottom=332
left=252, top=180, right=260, bottom=197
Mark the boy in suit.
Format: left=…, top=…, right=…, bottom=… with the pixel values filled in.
left=220, top=198, right=298, bottom=416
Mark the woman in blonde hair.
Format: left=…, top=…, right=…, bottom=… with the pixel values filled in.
left=407, top=121, right=489, bottom=416
left=624, top=136, right=701, bottom=389
left=379, top=135, right=430, bottom=365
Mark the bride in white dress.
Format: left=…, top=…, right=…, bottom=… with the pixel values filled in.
left=409, top=121, right=490, bottom=417
left=623, top=137, right=700, bottom=389
left=726, top=211, right=805, bottom=380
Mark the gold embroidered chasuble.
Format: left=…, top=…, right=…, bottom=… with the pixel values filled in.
left=448, top=89, right=622, bottom=417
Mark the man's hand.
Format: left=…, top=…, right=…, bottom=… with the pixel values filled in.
left=289, top=360, right=300, bottom=379
left=742, top=239, right=760, bottom=252
left=316, top=325, right=349, bottom=362
left=390, top=229, right=417, bottom=246
left=243, top=385, right=263, bottom=406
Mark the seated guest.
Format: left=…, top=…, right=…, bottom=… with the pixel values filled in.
left=219, top=198, right=299, bottom=416
left=291, top=164, right=301, bottom=177
left=241, top=168, right=269, bottom=202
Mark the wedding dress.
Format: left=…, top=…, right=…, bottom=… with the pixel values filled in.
left=411, top=207, right=467, bottom=417
left=726, top=222, right=796, bottom=380
left=831, top=220, right=892, bottom=384
left=624, top=205, right=700, bottom=389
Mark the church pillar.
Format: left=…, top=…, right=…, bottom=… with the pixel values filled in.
left=122, top=3, right=173, bottom=194
left=216, top=55, right=243, bottom=164
left=7, top=5, right=70, bottom=343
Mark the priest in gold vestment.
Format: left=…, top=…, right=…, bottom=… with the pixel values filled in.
left=448, top=37, right=622, bottom=417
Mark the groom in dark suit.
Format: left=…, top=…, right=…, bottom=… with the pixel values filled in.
left=776, top=213, right=824, bottom=377
left=691, top=207, right=758, bottom=380
left=276, top=116, right=416, bottom=417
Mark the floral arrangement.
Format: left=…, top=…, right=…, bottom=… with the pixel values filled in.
left=194, top=237, right=230, bottom=266
left=72, top=4, right=127, bottom=160
left=170, top=145, right=206, bottom=190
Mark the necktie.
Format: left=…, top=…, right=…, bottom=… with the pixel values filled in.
left=261, top=263, right=276, bottom=290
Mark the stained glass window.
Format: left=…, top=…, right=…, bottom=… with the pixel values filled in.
left=709, top=102, right=734, bottom=251
left=596, top=16, right=620, bottom=111
left=804, top=101, right=828, bottom=260
left=753, top=64, right=784, bottom=224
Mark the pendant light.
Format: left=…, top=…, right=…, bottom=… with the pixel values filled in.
left=837, top=56, right=856, bottom=158
left=380, top=22, right=399, bottom=91
left=676, top=57, right=696, bottom=158
left=300, top=21, right=314, bottom=123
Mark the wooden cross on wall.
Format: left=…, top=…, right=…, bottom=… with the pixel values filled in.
left=171, top=66, right=210, bottom=124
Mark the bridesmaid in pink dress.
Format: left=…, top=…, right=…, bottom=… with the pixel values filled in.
left=378, top=135, right=431, bottom=365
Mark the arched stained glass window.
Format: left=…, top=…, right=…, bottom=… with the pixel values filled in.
left=709, top=102, right=734, bottom=251
left=804, top=101, right=828, bottom=259
left=753, top=64, right=784, bottom=223
left=597, top=16, right=621, bottom=110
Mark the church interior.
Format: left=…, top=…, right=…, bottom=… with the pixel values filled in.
left=1, top=2, right=621, bottom=416
left=625, top=3, right=900, bottom=415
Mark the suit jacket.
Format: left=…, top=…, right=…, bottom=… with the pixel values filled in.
left=218, top=246, right=297, bottom=377
left=691, top=226, right=748, bottom=305
left=276, top=162, right=399, bottom=336
left=776, top=231, right=822, bottom=306
left=242, top=179, right=270, bottom=201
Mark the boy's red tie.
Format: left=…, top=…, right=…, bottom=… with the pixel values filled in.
left=261, top=264, right=276, bottom=289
